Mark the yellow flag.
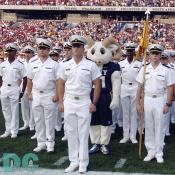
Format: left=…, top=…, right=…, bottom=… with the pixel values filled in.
left=135, top=19, right=149, bottom=60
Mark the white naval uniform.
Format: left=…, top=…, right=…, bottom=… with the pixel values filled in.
left=58, top=59, right=68, bottom=135
left=169, top=63, right=175, bottom=123
left=136, top=63, right=174, bottom=158
left=112, top=97, right=123, bottom=129
left=59, top=57, right=101, bottom=168
left=27, top=57, right=60, bottom=150
left=111, top=61, right=123, bottom=129
left=21, top=61, right=35, bottom=129
left=162, top=64, right=175, bottom=137
left=0, top=59, right=26, bottom=135
left=54, top=59, right=64, bottom=132
left=119, top=59, right=142, bottom=140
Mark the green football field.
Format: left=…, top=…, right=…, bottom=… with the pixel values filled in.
left=0, top=105, right=175, bottom=174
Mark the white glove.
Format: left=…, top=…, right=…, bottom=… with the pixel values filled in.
left=110, top=98, right=119, bottom=110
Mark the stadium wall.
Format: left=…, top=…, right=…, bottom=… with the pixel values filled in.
left=0, top=5, right=175, bottom=22
left=0, top=5, right=175, bottom=13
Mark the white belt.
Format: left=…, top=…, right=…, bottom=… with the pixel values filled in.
left=2, top=83, right=19, bottom=87
left=65, top=93, right=90, bottom=101
left=145, top=93, right=164, bottom=98
left=33, top=89, right=55, bottom=94
left=122, top=82, right=137, bottom=86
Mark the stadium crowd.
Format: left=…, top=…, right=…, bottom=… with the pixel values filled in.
left=0, top=0, right=174, bottom=7
left=0, top=20, right=175, bottom=51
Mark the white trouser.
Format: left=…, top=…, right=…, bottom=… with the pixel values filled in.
left=121, top=95, right=137, bottom=140
left=62, top=112, right=67, bottom=136
left=90, top=125, right=112, bottom=145
left=32, top=91, right=56, bottom=149
left=64, top=96, right=91, bottom=168
left=0, top=86, right=20, bottom=135
left=144, top=96, right=165, bottom=158
left=112, top=109, right=117, bottom=126
left=21, top=92, right=35, bottom=129
left=162, top=109, right=170, bottom=138
left=170, top=101, right=175, bottom=122
left=55, top=106, right=62, bottom=130
left=112, top=99, right=123, bottom=127
left=162, top=94, right=170, bottom=137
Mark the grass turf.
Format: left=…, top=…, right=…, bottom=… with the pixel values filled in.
left=0, top=105, right=175, bottom=174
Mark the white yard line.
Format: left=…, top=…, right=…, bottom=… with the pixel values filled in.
left=115, top=158, right=127, bottom=168
left=52, top=156, right=68, bottom=166
left=0, top=167, right=165, bottom=175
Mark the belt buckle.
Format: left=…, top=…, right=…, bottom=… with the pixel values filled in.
left=40, top=91, right=44, bottom=93
left=152, top=95, right=157, bottom=98
left=74, top=96, right=79, bottom=100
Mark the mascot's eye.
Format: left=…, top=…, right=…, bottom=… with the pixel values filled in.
left=100, top=48, right=105, bottom=54
left=112, top=51, right=114, bottom=57
left=91, top=48, right=95, bottom=55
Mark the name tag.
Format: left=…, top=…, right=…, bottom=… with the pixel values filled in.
left=82, top=69, right=90, bottom=72
left=157, top=75, right=164, bottom=78
left=33, top=67, right=39, bottom=72
left=45, top=68, right=52, bottom=72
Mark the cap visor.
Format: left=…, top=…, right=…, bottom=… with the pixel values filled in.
left=5, top=49, right=17, bottom=52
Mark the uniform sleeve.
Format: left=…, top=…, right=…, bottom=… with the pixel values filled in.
left=136, top=67, right=144, bottom=84
left=91, top=62, right=101, bottom=81
left=139, top=61, right=143, bottom=71
left=166, top=68, right=174, bottom=86
left=59, top=64, right=67, bottom=81
left=20, top=64, right=27, bottom=79
left=55, top=63, right=60, bottom=80
left=27, top=63, right=33, bottom=79
left=173, top=69, right=175, bottom=84
left=0, top=64, right=2, bottom=76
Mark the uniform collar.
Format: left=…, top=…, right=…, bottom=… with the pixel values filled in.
left=126, top=58, right=135, bottom=65
left=7, top=58, right=18, bottom=65
left=72, top=56, right=86, bottom=66
left=38, top=56, right=51, bottom=65
left=149, top=62, right=162, bottom=70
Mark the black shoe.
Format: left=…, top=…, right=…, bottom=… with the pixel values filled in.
left=100, top=145, right=109, bottom=155
left=89, top=144, right=100, bottom=154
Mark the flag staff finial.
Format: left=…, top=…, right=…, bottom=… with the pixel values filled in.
left=145, top=9, right=150, bottom=20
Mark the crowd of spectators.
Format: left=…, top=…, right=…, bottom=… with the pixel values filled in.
left=0, top=0, right=174, bottom=7
left=132, top=0, right=175, bottom=7
left=0, top=19, right=175, bottom=51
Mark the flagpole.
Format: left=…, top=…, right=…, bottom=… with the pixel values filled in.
left=139, top=9, right=150, bottom=158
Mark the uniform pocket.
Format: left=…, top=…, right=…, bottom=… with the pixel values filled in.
left=33, top=68, right=39, bottom=73
left=44, top=68, right=53, bottom=73
left=44, top=68, right=54, bottom=80
left=145, top=74, right=151, bottom=79
left=80, top=70, right=91, bottom=78
left=156, top=75, right=165, bottom=81
left=133, top=68, right=139, bottom=72
left=13, top=67, right=21, bottom=79
left=156, top=75, right=166, bottom=88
